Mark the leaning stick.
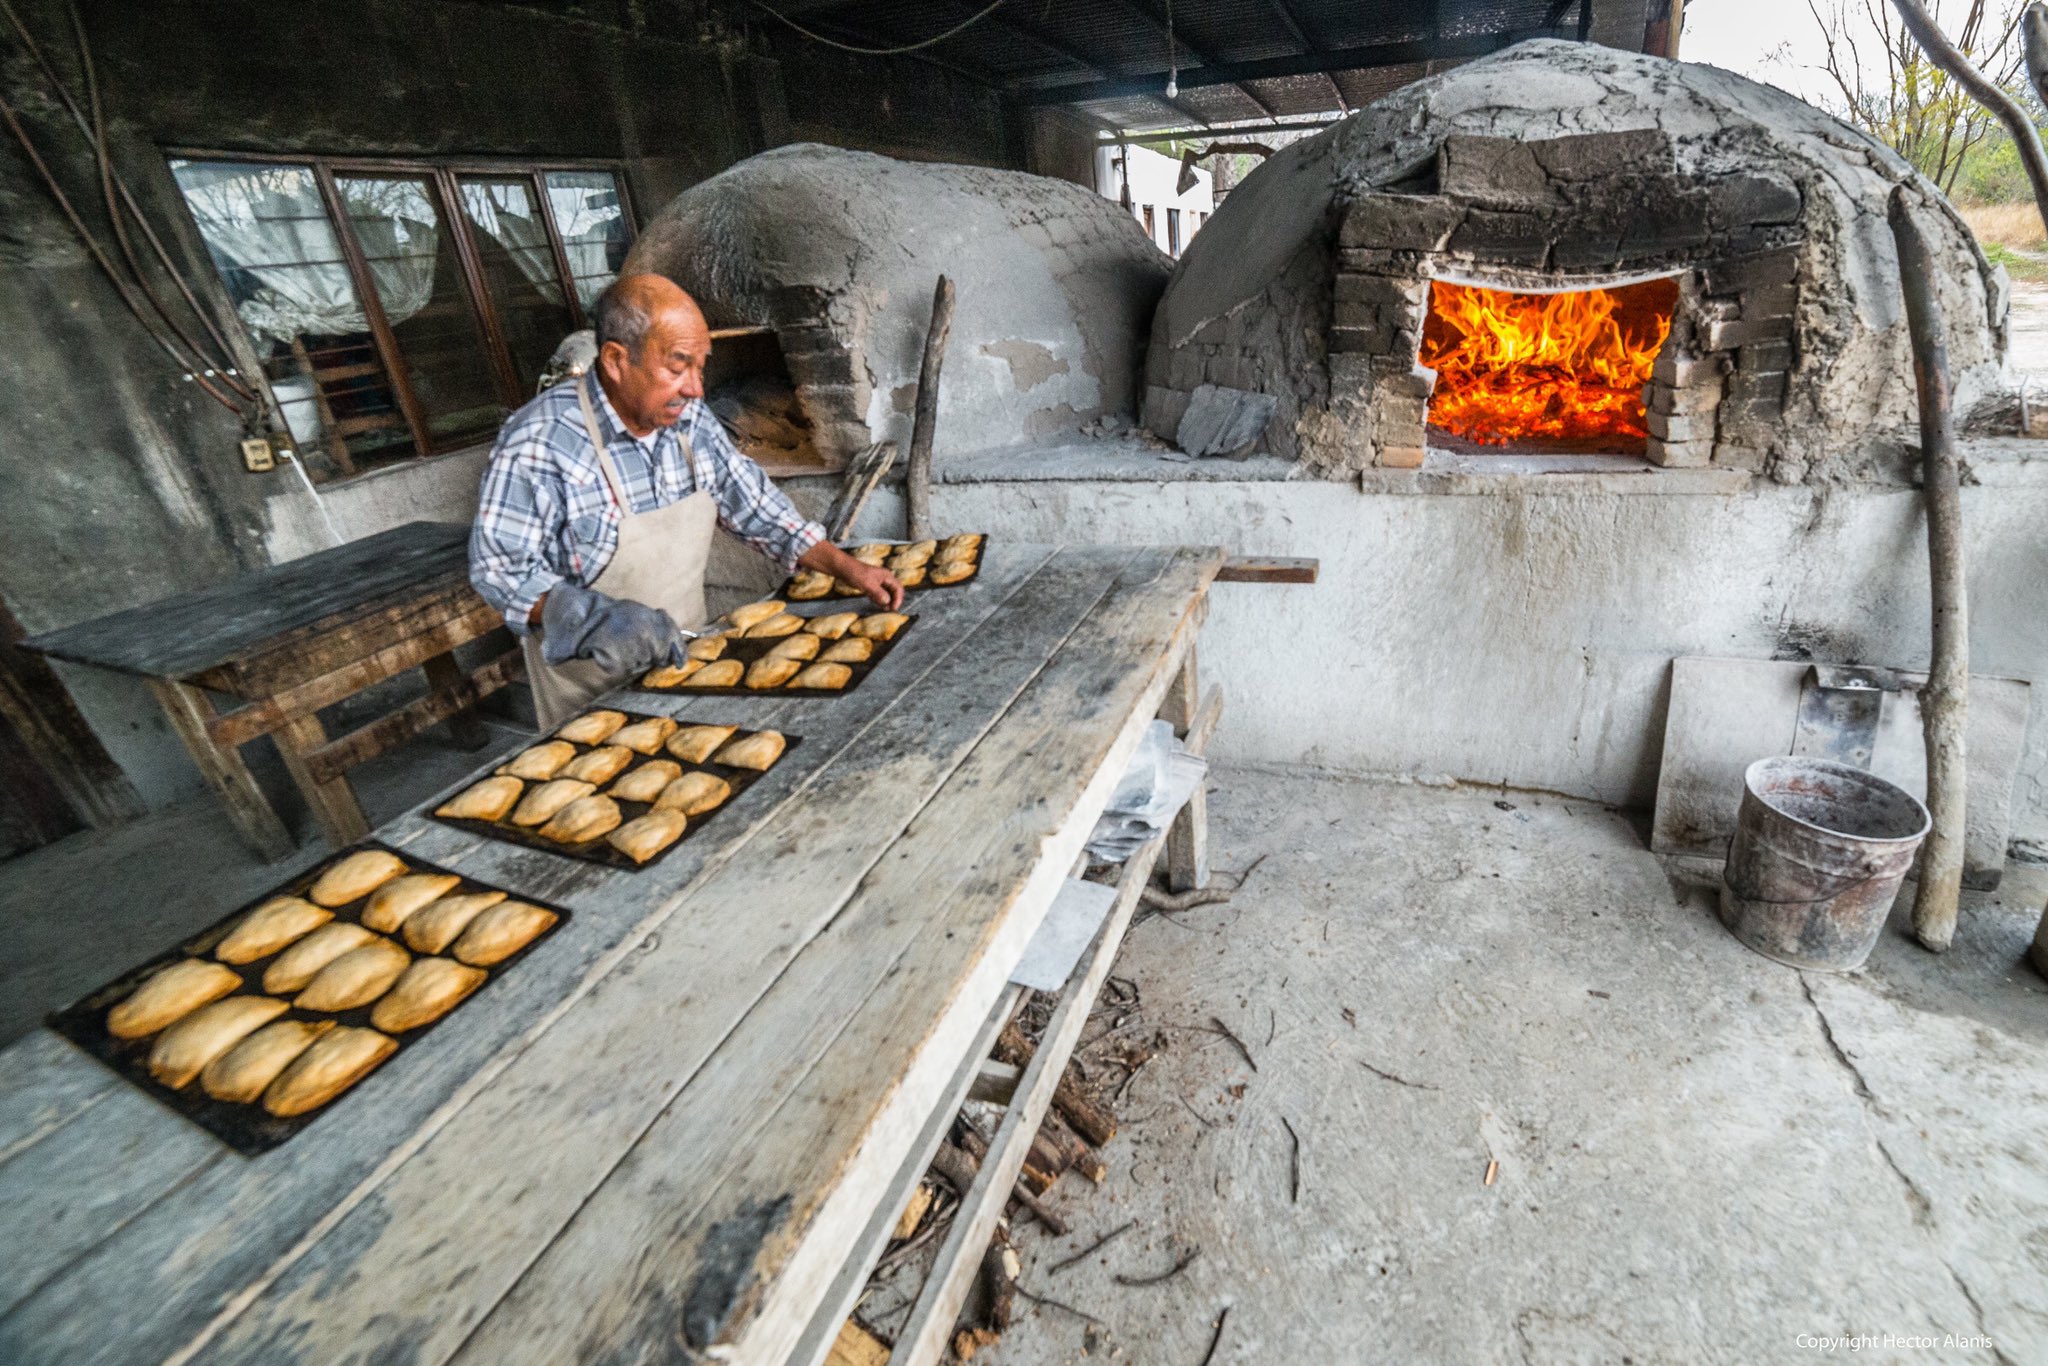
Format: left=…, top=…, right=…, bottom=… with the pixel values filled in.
left=904, top=275, right=955, bottom=541
left=822, top=440, right=896, bottom=541
left=1887, top=186, right=1970, bottom=953
left=1893, top=0, right=2048, bottom=234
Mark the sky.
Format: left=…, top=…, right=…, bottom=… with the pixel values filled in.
left=1682, top=0, right=1843, bottom=106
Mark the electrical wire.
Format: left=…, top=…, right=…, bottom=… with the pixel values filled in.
left=749, top=0, right=1010, bottom=56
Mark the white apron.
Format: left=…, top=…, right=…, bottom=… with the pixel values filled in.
left=521, top=378, right=719, bottom=730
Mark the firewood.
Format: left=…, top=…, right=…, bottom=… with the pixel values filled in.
left=994, top=1023, right=1118, bottom=1146
left=1043, top=1111, right=1108, bottom=1184
left=931, top=1139, right=1068, bottom=1236
left=904, top=276, right=954, bottom=540
left=891, top=1180, right=935, bottom=1242
left=825, top=1318, right=890, bottom=1366
left=982, top=1221, right=1019, bottom=1332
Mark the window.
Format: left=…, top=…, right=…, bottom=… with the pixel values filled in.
left=1142, top=204, right=1156, bottom=240
left=1167, top=208, right=1182, bottom=257
left=170, top=154, right=634, bottom=478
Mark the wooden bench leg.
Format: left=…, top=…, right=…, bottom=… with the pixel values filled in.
left=146, top=678, right=294, bottom=862
left=422, top=649, right=490, bottom=750
left=273, top=712, right=370, bottom=848
left=1158, top=644, right=1210, bottom=892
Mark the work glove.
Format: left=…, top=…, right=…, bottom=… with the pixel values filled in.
left=539, top=581, right=688, bottom=675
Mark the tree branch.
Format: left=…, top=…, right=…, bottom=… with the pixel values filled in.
left=1891, top=0, right=2048, bottom=231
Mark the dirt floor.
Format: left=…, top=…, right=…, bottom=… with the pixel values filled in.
left=2009, top=281, right=2048, bottom=384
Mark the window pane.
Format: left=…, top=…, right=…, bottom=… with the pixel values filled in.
left=336, top=174, right=503, bottom=447
left=543, top=170, right=631, bottom=313
left=459, top=176, right=575, bottom=394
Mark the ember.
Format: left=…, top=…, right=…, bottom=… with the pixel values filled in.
left=1419, top=278, right=1676, bottom=449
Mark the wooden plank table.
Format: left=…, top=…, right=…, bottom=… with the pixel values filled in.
left=0, top=540, right=1222, bottom=1365
left=21, top=522, right=517, bottom=860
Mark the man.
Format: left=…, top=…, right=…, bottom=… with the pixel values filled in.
left=470, top=274, right=901, bottom=727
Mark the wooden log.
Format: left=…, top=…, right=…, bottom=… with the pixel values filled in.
left=1215, top=555, right=1318, bottom=583
left=824, top=442, right=898, bottom=542
left=981, top=1222, right=1017, bottom=1333
left=1160, top=641, right=1210, bottom=892
left=826, top=1318, right=891, bottom=1366
left=931, top=1141, right=1066, bottom=1237
left=904, top=277, right=955, bottom=541
left=1039, top=1110, right=1107, bottom=1185
left=1888, top=186, right=1970, bottom=953
left=993, top=1026, right=1117, bottom=1148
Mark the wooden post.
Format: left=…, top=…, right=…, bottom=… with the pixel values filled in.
left=1158, top=642, right=1210, bottom=892
left=904, top=276, right=955, bottom=542
left=1888, top=187, right=1970, bottom=953
left=421, top=649, right=490, bottom=750
left=146, top=677, right=294, bottom=861
left=273, top=712, right=371, bottom=848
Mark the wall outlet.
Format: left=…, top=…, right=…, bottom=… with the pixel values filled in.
left=240, top=436, right=275, bottom=472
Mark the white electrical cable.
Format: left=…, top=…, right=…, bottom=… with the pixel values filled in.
left=282, top=448, right=348, bottom=548
left=749, top=0, right=1009, bottom=56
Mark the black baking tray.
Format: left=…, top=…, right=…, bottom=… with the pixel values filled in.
left=775, top=536, right=987, bottom=598
left=46, top=840, right=570, bottom=1155
left=634, top=610, right=916, bottom=699
left=430, top=710, right=799, bottom=870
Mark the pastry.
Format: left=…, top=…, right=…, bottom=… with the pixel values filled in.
left=851, top=543, right=891, bottom=566
left=510, top=778, right=596, bottom=827
left=803, top=612, right=858, bottom=640
left=608, top=759, right=681, bottom=803
left=832, top=579, right=864, bottom=597
left=642, top=661, right=702, bottom=689
left=607, top=810, right=688, bottom=864
left=726, top=600, right=786, bottom=631
left=451, top=902, right=561, bottom=967
left=499, top=740, right=576, bottom=781
left=851, top=612, right=909, bottom=641
left=790, top=662, right=853, bottom=691
left=147, top=995, right=289, bottom=1089
left=611, top=716, right=679, bottom=754
left=201, top=1018, right=334, bottom=1103
left=767, top=633, right=821, bottom=661
left=370, top=958, right=487, bottom=1033
left=538, top=793, right=622, bottom=844
left=560, top=744, right=634, bottom=784
left=714, top=730, right=786, bottom=771
left=108, top=959, right=241, bottom=1040
left=788, top=570, right=833, bottom=601
left=893, top=539, right=936, bottom=564
left=894, top=562, right=927, bottom=588
left=436, top=775, right=523, bottom=822
left=361, top=874, right=462, bottom=934
left=215, top=896, right=331, bottom=965
left=666, top=724, right=737, bottom=764
left=261, top=923, right=376, bottom=994
left=295, top=938, right=410, bottom=1013
left=556, top=709, right=627, bottom=745
left=940, top=532, right=983, bottom=555
left=682, top=659, right=743, bottom=688
left=402, top=891, right=507, bottom=954
left=655, top=770, right=730, bottom=816
left=929, top=560, right=974, bottom=585
left=819, top=636, right=874, bottom=664
left=686, top=633, right=729, bottom=662
left=307, top=849, right=406, bottom=907
left=261, top=1026, right=397, bottom=1117
left=746, top=656, right=802, bottom=690
left=743, top=612, right=803, bottom=639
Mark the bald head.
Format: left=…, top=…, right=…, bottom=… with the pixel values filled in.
left=592, top=274, right=711, bottom=436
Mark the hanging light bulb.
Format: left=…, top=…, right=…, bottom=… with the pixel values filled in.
left=1166, top=68, right=1179, bottom=99
left=1164, top=0, right=1178, bottom=99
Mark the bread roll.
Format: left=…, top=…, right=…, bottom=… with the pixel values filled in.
left=608, top=810, right=688, bottom=864
left=929, top=560, right=974, bottom=585
left=790, top=662, right=852, bottom=691
left=819, top=636, right=874, bottom=664
left=681, top=658, right=743, bottom=688
left=788, top=570, right=833, bottom=600
left=743, top=612, right=803, bottom=639
left=894, top=562, right=927, bottom=588
left=215, top=896, right=331, bottom=965
left=108, top=959, right=242, bottom=1040
left=686, top=633, right=729, bottom=662
left=436, top=775, right=523, bottom=822
left=510, top=778, right=595, bottom=827
left=940, top=532, right=983, bottom=554
left=803, top=611, right=858, bottom=639
left=499, top=740, right=576, bottom=781
left=560, top=744, right=633, bottom=784
left=261, top=923, right=375, bottom=994
left=746, top=656, right=802, bottom=690
left=538, top=793, right=622, bottom=844
left=361, top=874, right=462, bottom=934
left=148, top=995, right=289, bottom=1089
left=611, top=716, right=679, bottom=754
left=608, top=758, right=681, bottom=803
left=402, top=891, right=507, bottom=954
left=642, top=661, right=702, bottom=689
left=201, top=1018, right=334, bottom=1103
left=666, top=724, right=737, bottom=763
left=850, top=612, right=909, bottom=641
left=894, top=539, right=936, bottom=564
left=295, top=938, right=410, bottom=1013
left=767, top=633, right=820, bottom=661
left=726, top=600, right=786, bottom=631
left=714, top=730, right=786, bottom=771
left=451, top=902, right=561, bottom=967
left=832, top=579, right=863, bottom=597
left=370, top=957, right=487, bottom=1033
left=851, top=543, right=891, bottom=566
left=308, top=849, right=407, bottom=907
left=261, top=1026, right=397, bottom=1117
left=556, top=709, right=626, bottom=745
left=655, top=770, right=730, bottom=816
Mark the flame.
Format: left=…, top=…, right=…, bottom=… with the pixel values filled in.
left=1417, top=279, right=1674, bottom=447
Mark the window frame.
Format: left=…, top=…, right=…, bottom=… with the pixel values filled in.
left=165, top=148, right=637, bottom=472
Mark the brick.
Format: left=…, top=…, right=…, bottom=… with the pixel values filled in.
left=1703, top=315, right=1792, bottom=351
left=1142, top=385, right=1189, bottom=437
left=1652, top=352, right=1731, bottom=386
left=1328, top=353, right=1374, bottom=396
left=1342, top=194, right=1465, bottom=251
left=1712, top=444, right=1768, bottom=472
left=1648, top=409, right=1710, bottom=442
left=1167, top=349, right=1205, bottom=391
left=1648, top=378, right=1724, bottom=415
left=1617, top=208, right=1713, bottom=257
left=1741, top=284, right=1798, bottom=319
left=1334, top=272, right=1425, bottom=309
left=1529, top=128, right=1676, bottom=181
left=1725, top=370, right=1790, bottom=409
left=1702, top=249, right=1798, bottom=293
left=1645, top=436, right=1713, bottom=468
left=1369, top=359, right=1436, bottom=399
left=1338, top=247, right=1407, bottom=273
left=1438, top=135, right=1556, bottom=208
left=1711, top=172, right=1802, bottom=227
left=1330, top=324, right=1416, bottom=357
left=1375, top=392, right=1427, bottom=429
left=1550, top=232, right=1623, bottom=270
left=1446, top=209, right=1549, bottom=264
left=1376, top=443, right=1426, bottom=469
left=1738, top=339, right=1793, bottom=372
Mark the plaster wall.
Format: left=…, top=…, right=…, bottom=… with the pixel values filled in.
left=1096, top=144, right=1214, bottom=255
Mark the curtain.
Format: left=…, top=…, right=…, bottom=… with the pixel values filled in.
left=460, top=181, right=564, bottom=304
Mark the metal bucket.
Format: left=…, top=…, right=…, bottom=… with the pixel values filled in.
left=1719, top=756, right=1931, bottom=972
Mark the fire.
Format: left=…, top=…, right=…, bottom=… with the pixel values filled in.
left=1417, top=278, right=1675, bottom=448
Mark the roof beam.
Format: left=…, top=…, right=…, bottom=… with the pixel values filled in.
left=960, top=2, right=1213, bottom=126
left=1092, top=0, right=1287, bottom=121
left=1258, top=0, right=1350, bottom=113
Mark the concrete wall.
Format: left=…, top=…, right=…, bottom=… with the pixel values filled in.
left=1096, top=144, right=1214, bottom=258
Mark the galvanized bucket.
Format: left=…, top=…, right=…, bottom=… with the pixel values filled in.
left=1719, top=756, right=1931, bottom=972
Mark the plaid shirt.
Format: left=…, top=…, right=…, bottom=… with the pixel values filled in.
left=470, top=371, right=825, bottom=634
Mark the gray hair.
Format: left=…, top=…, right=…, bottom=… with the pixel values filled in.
left=592, top=280, right=652, bottom=356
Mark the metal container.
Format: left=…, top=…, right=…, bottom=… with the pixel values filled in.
left=1720, top=756, right=1931, bottom=972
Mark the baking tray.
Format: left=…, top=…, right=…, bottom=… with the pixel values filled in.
left=635, top=610, right=916, bottom=699
left=46, top=840, right=570, bottom=1155
left=431, top=709, right=798, bottom=870
left=776, top=536, right=987, bottom=598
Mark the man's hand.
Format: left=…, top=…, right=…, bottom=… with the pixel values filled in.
left=538, top=582, right=688, bottom=675
left=799, top=542, right=905, bottom=611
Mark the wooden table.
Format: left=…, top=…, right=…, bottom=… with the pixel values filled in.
left=21, top=522, right=519, bottom=860
left=0, top=540, right=1222, bottom=1366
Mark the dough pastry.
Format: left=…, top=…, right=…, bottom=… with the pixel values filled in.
left=746, top=656, right=802, bottom=690
left=360, top=874, right=462, bottom=934
left=726, top=600, right=786, bottom=631
left=499, top=740, right=576, bottom=781
left=686, top=633, right=729, bottom=662
left=790, top=662, right=853, bottom=691
left=832, top=579, right=864, bottom=597
left=803, top=611, right=858, bottom=640
left=655, top=770, right=731, bottom=815
left=850, top=612, right=909, bottom=641
left=215, top=896, right=332, bottom=965
left=894, top=562, right=927, bottom=588
left=940, top=532, right=984, bottom=554
left=452, top=901, right=561, bottom=967
left=893, top=539, right=936, bottom=564
left=560, top=744, right=634, bottom=784
left=402, top=891, right=507, bottom=954
left=642, top=661, right=702, bottom=689
left=714, top=730, right=786, bottom=771
left=436, top=775, right=523, bottom=822
left=851, top=542, right=892, bottom=565
left=929, top=560, right=974, bottom=585
left=682, top=658, right=743, bottom=688
left=666, top=724, right=737, bottom=763
left=261, top=1026, right=397, bottom=1117
left=611, top=716, right=679, bottom=754
left=201, top=1018, right=334, bottom=1103
left=370, top=957, right=488, bottom=1033
left=607, top=809, right=688, bottom=864
left=767, top=633, right=821, bottom=661
left=295, top=938, right=410, bottom=1013
left=261, top=923, right=375, bottom=994
left=538, top=793, right=622, bottom=844
left=148, top=995, right=289, bottom=1089
left=819, top=636, right=874, bottom=664
left=108, top=959, right=242, bottom=1039
left=308, top=849, right=407, bottom=907
left=608, top=759, right=682, bottom=803
left=743, top=612, right=803, bottom=639
left=556, top=709, right=627, bottom=745
left=788, top=570, right=833, bottom=600
left=510, top=778, right=596, bottom=827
